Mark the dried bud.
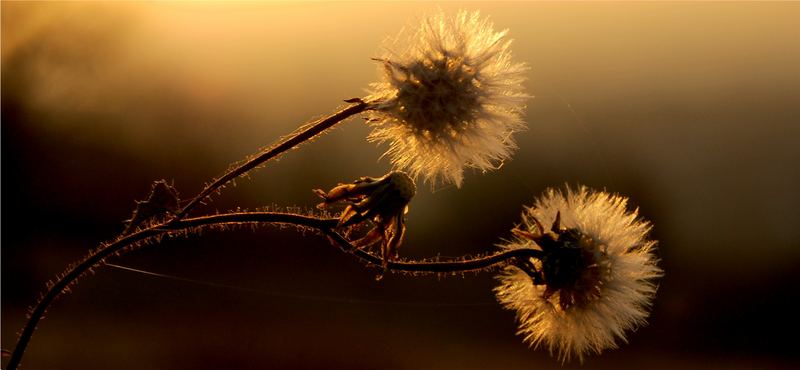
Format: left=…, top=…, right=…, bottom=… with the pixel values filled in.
left=123, top=180, right=180, bottom=234
left=315, top=171, right=416, bottom=268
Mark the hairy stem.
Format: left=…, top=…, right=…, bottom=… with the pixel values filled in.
left=323, top=231, right=543, bottom=273
left=7, top=211, right=540, bottom=370
left=6, top=213, right=334, bottom=370
left=176, top=100, right=371, bottom=219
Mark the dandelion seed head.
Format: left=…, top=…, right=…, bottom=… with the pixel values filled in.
left=494, top=186, right=662, bottom=362
left=367, top=10, right=529, bottom=187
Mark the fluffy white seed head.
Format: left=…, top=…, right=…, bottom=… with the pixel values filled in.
left=494, top=186, right=663, bottom=362
left=367, top=10, right=529, bottom=187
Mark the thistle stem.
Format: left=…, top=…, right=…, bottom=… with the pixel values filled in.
left=6, top=211, right=540, bottom=370
left=175, top=100, right=371, bottom=219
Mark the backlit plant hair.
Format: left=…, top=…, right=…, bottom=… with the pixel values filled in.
left=5, top=10, right=661, bottom=370
left=367, top=10, right=529, bottom=187
left=495, top=186, right=663, bottom=362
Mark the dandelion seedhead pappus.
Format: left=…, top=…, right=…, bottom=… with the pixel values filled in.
left=367, top=10, right=529, bottom=187
left=495, top=186, right=663, bottom=362
left=315, top=171, right=416, bottom=270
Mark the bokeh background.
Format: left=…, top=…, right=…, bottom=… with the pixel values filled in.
left=3, top=2, right=799, bottom=369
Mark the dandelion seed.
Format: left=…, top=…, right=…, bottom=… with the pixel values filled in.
left=494, top=186, right=662, bottom=362
left=367, top=11, right=529, bottom=187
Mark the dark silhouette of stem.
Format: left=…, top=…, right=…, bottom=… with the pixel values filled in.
left=6, top=211, right=541, bottom=370
left=6, top=213, right=334, bottom=370
left=176, top=100, right=371, bottom=219
left=323, top=231, right=543, bottom=272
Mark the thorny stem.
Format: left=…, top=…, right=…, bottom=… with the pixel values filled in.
left=175, top=100, right=371, bottom=219
left=6, top=211, right=542, bottom=370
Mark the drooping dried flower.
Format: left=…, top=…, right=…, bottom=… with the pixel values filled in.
left=366, top=11, right=529, bottom=187
left=494, top=186, right=662, bottom=362
left=315, top=171, right=416, bottom=268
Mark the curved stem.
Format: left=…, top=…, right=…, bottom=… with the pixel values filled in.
left=323, top=231, right=543, bottom=273
left=175, top=100, right=371, bottom=219
left=6, top=211, right=540, bottom=370
left=6, top=213, right=334, bottom=370
left=7, top=230, right=160, bottom=370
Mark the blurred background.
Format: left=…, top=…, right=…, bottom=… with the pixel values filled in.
left=3, top=2, right=799, bottom=369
